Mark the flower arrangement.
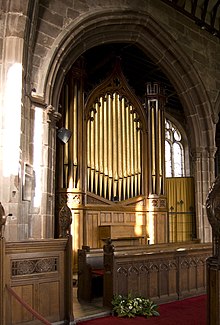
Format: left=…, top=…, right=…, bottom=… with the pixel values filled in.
left=111, top=293, right=160, bottom=318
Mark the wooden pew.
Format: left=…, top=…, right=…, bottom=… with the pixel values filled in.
left=77, top=239, right=203, bottom=302
left=77, top=246, right=104, bottom=302
left=76, top=240, right=153, bottom=302
left=103, top=240, right=212, bottom=307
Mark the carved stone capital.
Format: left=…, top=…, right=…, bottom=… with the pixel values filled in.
left=45, top=105, right=62, bottom=127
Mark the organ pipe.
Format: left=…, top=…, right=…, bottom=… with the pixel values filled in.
left=87, top=91, right=142, bottom=201
left=146, top=83, right=166, bottom=196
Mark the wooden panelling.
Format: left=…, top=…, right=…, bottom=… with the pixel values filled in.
left=39, top=281, right=60, bottom=321
left=86, top=212, right=100, bottom=247
left=4, top=238, right=73, bottom=325
left=103, top=243, right=211, bottom=307
left=72, top=210, right=83, bottom=272
left=86, top=210, right=148, bottom=249
left=11, top=285, right=34, bottom=324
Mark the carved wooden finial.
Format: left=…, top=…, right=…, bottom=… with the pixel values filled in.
left=0, top=202, right=6, bottom=238
left=58, top=203, right=72, bottom=238
left=206, top=176, right=220, bottom=236
left=206, top=175, right=220, bottom=258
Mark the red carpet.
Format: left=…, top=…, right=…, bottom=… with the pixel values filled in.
left=79, top=295, right=207, bottom=325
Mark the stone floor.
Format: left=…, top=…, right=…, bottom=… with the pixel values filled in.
left=72, top=285, right=111, bottom=324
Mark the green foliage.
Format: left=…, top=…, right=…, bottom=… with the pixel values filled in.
left=112, top=293, right=160, bottom=318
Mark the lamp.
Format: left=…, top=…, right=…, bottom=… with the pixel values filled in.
left=57, top=127, right=72, bottom=144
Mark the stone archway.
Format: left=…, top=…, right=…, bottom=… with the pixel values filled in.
left=31, top=9, right=215, bottom=242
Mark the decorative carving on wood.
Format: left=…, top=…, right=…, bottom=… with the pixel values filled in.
left=160, top=199, right=167, bottom=208
left=206, top=175, right=220, bottom=258
left=128, top=266, right=139, bottom=275
left=180, top=255, right=207, bottom=269
left=11, top=257, right=58, bottom=276
left=116, top=259, right=177, bottom=277
left=0, top=202, right=6, bottom=238
left=103, top=238, right=115, bottom=273
left=58, top=204, right=72, bottom=238
left=152, top=199, right=159, bottom=207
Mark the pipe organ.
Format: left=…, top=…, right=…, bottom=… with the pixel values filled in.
left=87, top=93, right=142, bottom=201
left=56, top=58, right=171, bottom=258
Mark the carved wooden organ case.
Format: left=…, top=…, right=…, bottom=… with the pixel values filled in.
left=56, top=58, right=168, bottom=253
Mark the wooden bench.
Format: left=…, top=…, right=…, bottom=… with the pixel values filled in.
left=76, top=239, right=200, bottom=301
left=76, top=240, right=151, bottom=302
left=103, top=240, right=212, bottom=307
left=77, top=246, right=104, bottom=302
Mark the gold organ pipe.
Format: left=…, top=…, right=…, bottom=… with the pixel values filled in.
left=121, top=98, right=127, bottom=200
left=126, top=103, right=131, bottom=198
left=112, top=93, right=118, bottom=198
left=68, top=79, right=74, bottom=189
left=99, top=97, right=104, bottom=197
left=133, top=112, right=138, bottom=196
left=158, top=108, right=162, bottom=194
left=130, top=105, right=134, bottom=198
left=117, top=95, right=123, bottom=201
left=87, top=121, right=91, bottom=191
left=137, top=121, right=141, bottom=195
left=73, top=82, right=78, bottom=188
left=107, top=94, right=113, bottom=200
left=151, top=102, right=156, bottom=193
left=94, top=102, right=99, bottom=194
left=64, top=84, right=69, bottom=188
left=58, top=87, right=64, bottom=188
left=90, top=105, right=95, bottom=193
left=103, top=96, right=108, bottom=199
left=161, top=108, right=165, bottom=195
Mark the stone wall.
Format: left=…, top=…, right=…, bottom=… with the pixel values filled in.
left=0, top=0, right=219, bottom=242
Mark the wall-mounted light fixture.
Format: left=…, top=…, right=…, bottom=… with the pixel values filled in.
left=57, top=127, right=72, bottom=144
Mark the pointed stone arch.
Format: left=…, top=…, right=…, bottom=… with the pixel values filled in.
left=31, top=9, right=215, bottom=242
left=34, top=9, right=214, bottom=151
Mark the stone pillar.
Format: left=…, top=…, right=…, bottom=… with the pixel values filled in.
left=28, top=104, right=61, bottom=239
left=193, top=147, right=216, bottom=243
left=0, top=1, right=40, bottom=242
left=206, top=175, right=220, bottom=324
left=145, top=82, right=168, bottom=243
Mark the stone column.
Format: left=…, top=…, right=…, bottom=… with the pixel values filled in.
left=0, top=2, right=34, bottom=241
left=28, top=104, right=61, bottom=239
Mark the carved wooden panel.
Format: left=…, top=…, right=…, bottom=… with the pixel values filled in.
left=5, top=239, right=72, bottom=325
left=104, top=243, right=211, bottom=306
left=86, top=212, right=100, bottom=247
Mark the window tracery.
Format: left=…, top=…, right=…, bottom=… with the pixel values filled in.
left=165, top=119, right=185, bottom=177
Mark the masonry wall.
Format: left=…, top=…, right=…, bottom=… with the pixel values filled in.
left=0, top=0, right=219, bottom=242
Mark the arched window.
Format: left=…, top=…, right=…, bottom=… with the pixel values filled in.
left=165, top=119, right=195, bottom=242
left=165, top=119, right=185, bottom=177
